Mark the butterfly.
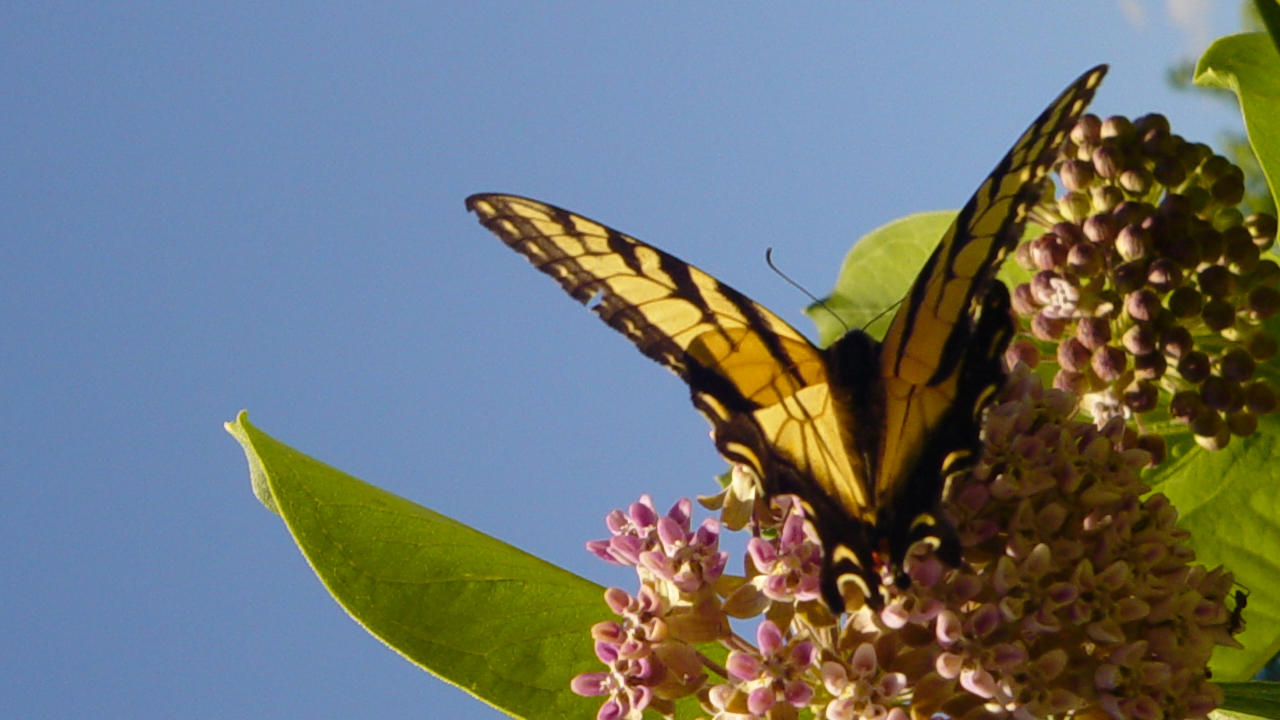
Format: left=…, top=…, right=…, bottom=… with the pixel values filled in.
left=468, top=65, right=1106, bottom=611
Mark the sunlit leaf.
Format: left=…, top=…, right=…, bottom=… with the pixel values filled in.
left=227, top=412, right=613, bottom=720
left=1220, top=680, right=1280, bottom=718
left=1196, top=33, right=1280, bottom=211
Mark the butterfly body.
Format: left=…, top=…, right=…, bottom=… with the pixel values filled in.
left=469, top=65, right=1106, bottom=611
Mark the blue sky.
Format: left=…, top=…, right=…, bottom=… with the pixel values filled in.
left=1, top=3, right=1250, bottom=718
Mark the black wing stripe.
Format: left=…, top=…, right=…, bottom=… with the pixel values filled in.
left=885, top=65, right=1106, bottom=388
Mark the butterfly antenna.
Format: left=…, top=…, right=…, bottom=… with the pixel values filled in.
left=864, top=296, right=903, bottom=333
left=764, top=248, right=851, bottom=335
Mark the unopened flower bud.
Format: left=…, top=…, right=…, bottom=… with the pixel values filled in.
left=1052, top=221, right=1085, bottom=247
left=1145, top=259, right=1182, bottom=294
left=1134, top=112, right=1172, bottom=136
left=1200, top=376, right=1243, bottom=412
left=1186, top=186, right=1214, bottom=216
left=1113, top=201, right=1155, bottom=228
left=1198, top=265, right=1233, bottom=298
left=1058, top=337, right=1092, bottom=373
left=1223, top=227, right=1260, bottom=275
left=1060, top=159, right=1095, bottom=192
left=1054, top=368, right=1088, bottom=395
left=1059, top=191, right=1091, bottom=223
left=1254, top=260, right=1280, bottom=287
left=1201, top=298, right=1236, bottom=332
left=1092, top=346, right=1127, bottom=382
left=1011, top=283, right=1040, bottom=317
left=1212, top=172, right=1246, bottom=207
left=1152, top=156, right=1186, bottom=187
left=1083, top=213, right=1119, bottom=245
left=1068, top=243, right=1103, bottom=277
left=1032, top=311, right=1067, bottom=341
left=1030, top=235, right=1068, bottom=271
left=1157, top=192, right=1193, bottom=223
left=1189, top=406, right=1225, bottom=436
left=1147, top=130, right=1180, bottom=162
left=1244, top=331, right=1278, bottom=361
left=1133, top=351, right=1167, bottom=380
left=1124, top=380, right=1159, bottom=413
left=1077, top=316, right=1112, bottom=350
left=1071, top=114, right=1103, bottom=145
left=1006, top=337, right=1041, bottom=368
left=1059, top=138, right=1080, bottom=163
left=1119, top=167, right=1153, bottom=195
left=1136, top=433, right=1167, bottom=466
left=1125, top=289, right=1161, bottom=322
left=1160, top=325, right=1194, bottom=359
left=1248, top=286, right=1280, bottom=320
left=1014, top=240, right=1037, bottom=272
left=1165, top=232, right=1203, bottom=270
left=1227, top=411, right=1258, bottom=438
left=1165, top=286, right=1202, bottom=319
left=1122, top=323, right=1158, bottom=355
left=1114, top=261, right=1148, bottom=294
left=1091, top=185, right=1124, bottom=214
left=1176, top=140, right=1210, bottom=171
left=1198, top=155, right=1232, bottom=184
left=1219, top=348, right=1257, bottom=383
left=1178, top=351, right=1212, bottom=383
left=1170, top=390, right=1204, bottom=422
left=1213, top=207, right=1245, bottom=232
left=1194, top=415, right=1231, bottom=451
left=1245, top=380, right=1279, bottom=415
left=1092, top=144, right=1124, bottom=179
left=1116, top=225, right=1151, bottom=261
left=1245, top=213, right=1277, bottom=251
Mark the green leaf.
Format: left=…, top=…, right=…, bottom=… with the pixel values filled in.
left=1150, top=411, right=1280, bottom=681
left=1220, top=681, right=1280, bottom=718
left=1195, top=33, right=1280, bottom=211
left=226, top=412, right=613, bottom=720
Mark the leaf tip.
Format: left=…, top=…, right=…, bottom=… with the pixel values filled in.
left=225, top=410, right=280, bottom=515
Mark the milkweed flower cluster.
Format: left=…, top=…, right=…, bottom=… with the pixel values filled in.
left=574, top=367, right=1243, bottom=720
left=571, top=113, right=1254, bottom=720
left=1007, top=112, right=1280, bottom=455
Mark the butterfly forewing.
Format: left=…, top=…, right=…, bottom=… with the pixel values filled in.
left=875, top=65, right=1107, bottom=512
left=468, top=193, right=872, bottom=512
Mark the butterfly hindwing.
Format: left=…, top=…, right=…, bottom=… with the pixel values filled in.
left=467, top=65, right=1107, bottom=612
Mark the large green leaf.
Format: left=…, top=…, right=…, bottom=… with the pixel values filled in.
left=227, top=412, right=613, bottom=720
left=1196, top=33, right=1280, bottom=211
left=1155, top=412, right=1280, bottom=681
left=1221, top=681, right=1280, bottom=718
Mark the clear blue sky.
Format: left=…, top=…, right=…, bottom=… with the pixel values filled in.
left=1, top=3, right=1249, bottom=718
